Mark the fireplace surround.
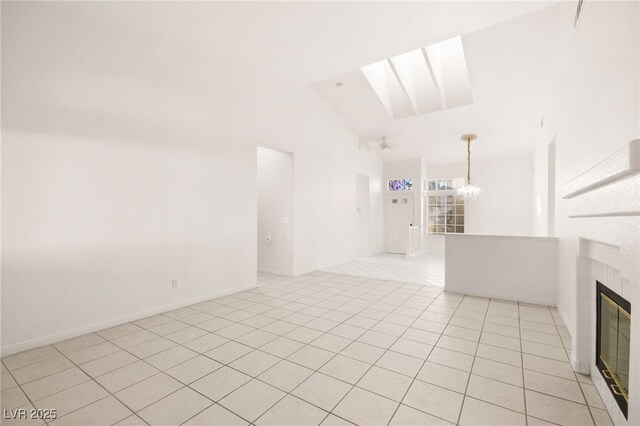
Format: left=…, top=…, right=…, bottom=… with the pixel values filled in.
left=596, top=281, right=631, bottom=419
left=563, top=139, right=639, bottom=426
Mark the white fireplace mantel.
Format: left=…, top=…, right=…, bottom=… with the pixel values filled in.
left=561, top=139, right=639, bottom=426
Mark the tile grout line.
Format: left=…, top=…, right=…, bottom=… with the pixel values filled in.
left=322, top=284, right=444, bottom=425
left=236, top=277, right=434, bottom=425
left=7, top=279, right=331, bottom=424
left=280, top=281, right=435, bottom=424
left=520, top=302, right=529, bottom=426
left=1, top=358, right=54, bottom=426
left=178, top=274, right=387, bottom=425
left=7, top=309, right=590, bottom=425
left=550, top=305, right=601, bottom=426
left=26, top=274, right=352, bottom=424
left=385, top=292, right=466, bottom=426
left=214, top=280, right=586, bottom=423
left=9, top=305, right=561, bottom=394
left=180, top=275, right=432, bottom=425
left=455, top=295, right=491, bottom=425
left=49, top=344, right=151, bottom=425
left=3, top=272, right=606, bottom=426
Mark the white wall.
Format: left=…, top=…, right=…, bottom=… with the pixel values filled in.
left=424, top=155, right=534, bottom=253
left=532, top=136, right=557, bottom=236
left=532, top=0, right=639, bottom=349
left=1, top=2, right=383, bottom=354
left=531, top=2, right=639, bottom=424
left=289, top=121, right=384, bottom=274
left=445, top=234, right=558, bottom=306
left=364, top=166, right=385, bottom=258
left=257, top=147, right=293, bottom=276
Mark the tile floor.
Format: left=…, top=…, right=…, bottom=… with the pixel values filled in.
left=1, top=271, right=611, bottom=426
left=324, top=254, right=445, bottom=287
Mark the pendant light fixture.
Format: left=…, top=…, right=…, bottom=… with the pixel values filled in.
left=458, top=133, right=482, bottom=200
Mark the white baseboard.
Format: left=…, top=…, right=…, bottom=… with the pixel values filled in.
left=570, top=356, right=590, bottom=374
left=259, top=263, right=347, bottom=278
left=443, top=286, right=556, bottom=308
left=293, top=260, right=343, bottom=277
left=257, top=267, right=293, bottom=277
left=293, top=265, right=330, bottom=277
left=0, top=283, right=257, bottom=357
left=291, top=251, right=388, bottom=278
left=556, top=302, right=575, bottom=338
left=556, top=303, right=587, bottom=374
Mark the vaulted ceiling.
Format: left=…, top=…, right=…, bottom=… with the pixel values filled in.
left=311, top=5, right=559, bottom=164
left=57, top=1, right=559, bottom=164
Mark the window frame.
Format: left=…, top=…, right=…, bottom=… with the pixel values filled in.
left=424, top=178, right=465, bottom=235
left=387, top=178, right=414, bottom=191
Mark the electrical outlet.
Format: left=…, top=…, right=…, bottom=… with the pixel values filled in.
left=172, top=279, right=178, bottom=288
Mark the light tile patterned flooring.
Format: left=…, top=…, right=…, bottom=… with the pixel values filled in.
left=1, top=271, right=612, bottom=426
left=324, top=254, right=445, bottom=287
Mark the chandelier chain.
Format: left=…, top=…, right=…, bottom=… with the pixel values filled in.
left=458, top=133, right=481, bottom=199
left=467, top=140, right=471, bottom=184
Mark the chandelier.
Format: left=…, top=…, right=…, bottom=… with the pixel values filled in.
left=458, top=133, right=482, bottom=200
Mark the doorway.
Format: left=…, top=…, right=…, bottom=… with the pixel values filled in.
left=385, top=193, right=415, bottom=254
left=257, top=147, right=293, bottom=276
left=356, top=174, right=370, bottom=257
left=547, top=136, right=556, bottom=237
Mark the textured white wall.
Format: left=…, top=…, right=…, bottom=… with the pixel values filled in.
left=531, top=2, right=639, bottom=424
left=532, top=0, right=639, bottom=347
left=424, top=155, right=534, bottom=253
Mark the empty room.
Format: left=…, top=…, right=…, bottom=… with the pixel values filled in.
left=1, top=1, right=639, bottom=426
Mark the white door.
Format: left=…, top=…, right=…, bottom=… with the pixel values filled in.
left=385, top=194, right=414, bottom=254
left=356, top=174, right=370, bottom=257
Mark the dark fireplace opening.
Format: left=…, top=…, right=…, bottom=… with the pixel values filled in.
left=596, top=281, right=631, bottom=419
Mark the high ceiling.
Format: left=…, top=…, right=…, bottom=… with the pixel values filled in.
left=56, top=1, right=559, bottom=164
left=312, top=5, right=559, bottom=164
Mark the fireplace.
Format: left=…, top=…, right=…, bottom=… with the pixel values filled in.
left=596, top=281, right=631, bottom=419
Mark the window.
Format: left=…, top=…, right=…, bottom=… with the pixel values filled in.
left=360, top=36, right=472, bottom=120
left=425, top=178, right=465, bottom=235
left=387, top=179, right=413, bottom=191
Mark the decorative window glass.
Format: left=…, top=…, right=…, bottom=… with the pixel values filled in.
left=388, top=179, right=413, bottom=191
left=425, top=178, right=465, bottom=235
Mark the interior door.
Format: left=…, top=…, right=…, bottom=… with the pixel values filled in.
left=385, top=193, right=414, bottom=254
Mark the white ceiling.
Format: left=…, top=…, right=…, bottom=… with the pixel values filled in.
left=359, top=36, right=474, bottom=120
left=312, top=5, right=559, bottom=164
left=56, top=1, right=559, bottom=164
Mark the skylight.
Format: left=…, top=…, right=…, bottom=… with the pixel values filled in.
left=360, top=36, right=472, bottom=120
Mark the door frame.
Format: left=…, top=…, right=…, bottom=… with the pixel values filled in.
left=355, top=173, right=370, bottom=257
left=256, top=145, right=294, bottom=277
left=384, top=192, right=416, bottom=254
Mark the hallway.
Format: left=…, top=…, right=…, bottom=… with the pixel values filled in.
left=324, top=254, right=445, bottom=287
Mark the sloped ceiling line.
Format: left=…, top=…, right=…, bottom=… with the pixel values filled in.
left=387, top=59, right=418, bottom=116
left=361, top=36, right=472, bottom=120
left=421, top=47, right=446, bottom=110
